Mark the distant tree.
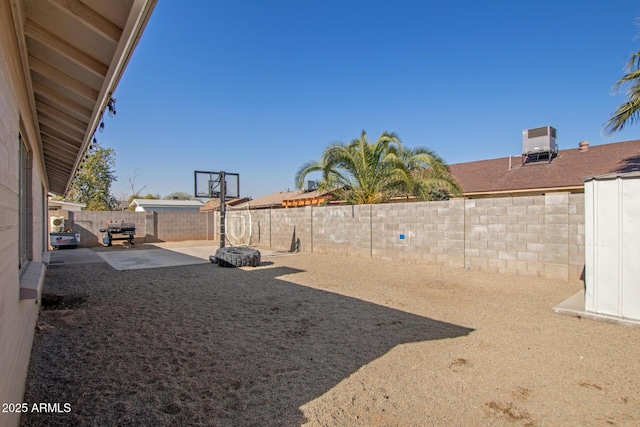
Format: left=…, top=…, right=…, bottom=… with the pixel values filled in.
left=163, top=191, right=193, bottom=200
left=606, top=49, right=640, bottom=134
left=67, top=142, right=118, bottom=210
left=295, top=130, right=461, bottom=205
left=113, top=169, right=149, bottom=211
left=127, top=169, right=147, bottom=200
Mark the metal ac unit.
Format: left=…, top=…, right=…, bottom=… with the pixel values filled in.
left=50, top=216, right=65, bottom=232
left=522, top=126, right=557, bottom=155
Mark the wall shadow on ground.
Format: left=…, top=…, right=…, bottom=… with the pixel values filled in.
left=22, top=261, right=474, bottom=426
left=68, top=221, right=100, bottom=247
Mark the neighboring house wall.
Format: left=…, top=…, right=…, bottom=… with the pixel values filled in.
left=66, top=194, right=585, bottom=281
left=0, top=4, right=47, bottom=425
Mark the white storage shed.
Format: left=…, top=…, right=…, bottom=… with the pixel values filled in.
left=584, top=172, right=640, bottom=321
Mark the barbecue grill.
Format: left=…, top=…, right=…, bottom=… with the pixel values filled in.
left=100, top=222, right=136, bottom=246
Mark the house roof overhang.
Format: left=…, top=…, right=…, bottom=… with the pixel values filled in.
left=10, top=0, right=157, bottom=195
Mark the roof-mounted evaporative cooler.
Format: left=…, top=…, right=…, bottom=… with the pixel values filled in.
left=522, top=126, right=557, bottom=165
left=303, top=180, right=318, bottom=192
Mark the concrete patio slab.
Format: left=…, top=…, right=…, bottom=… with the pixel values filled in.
left=96, top=248, right=210, bottom=270
left=95, top=245, right=294, bottom=271
left=45, top=243, right=296, bottom=271
left=553, top=289, right=640, bottom=328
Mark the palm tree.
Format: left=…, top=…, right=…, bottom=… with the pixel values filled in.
left=605, top=50, right=640, bottom=135
left=295, top=131, right=461, bottom=204
left=394, top=146, right=462, bottom=200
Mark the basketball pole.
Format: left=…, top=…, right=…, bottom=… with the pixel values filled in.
left=194, top=170, right=239, bottom=250
left=219, top=171, right=226, bottom=248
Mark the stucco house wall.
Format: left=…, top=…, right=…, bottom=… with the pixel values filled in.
left=0, top=4, right=47, bottom=425
left=1, top=1, right=157, bottom=424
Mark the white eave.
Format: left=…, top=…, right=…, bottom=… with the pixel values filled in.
left=130, top=199, right=205, bottom=208
left=11, top=0, right=157, bottom=195
left=583, top=171, right=640, bottom=181
left=48, top=199, right=86, bottom=209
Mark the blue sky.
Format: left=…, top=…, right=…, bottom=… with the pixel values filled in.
left=102, top=0, right=640, bottom=200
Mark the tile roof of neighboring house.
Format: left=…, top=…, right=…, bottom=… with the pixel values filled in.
left=247, top=189, right=337, bottom=209
left=282, top=188, right=335, bottom=207
left=248, top=191, right=305, bottom=209
left=448, top=140, right=640, bottom=196
left=200, top=197, right=250, bottom=211
left=282, top=189, right=326, bottom=201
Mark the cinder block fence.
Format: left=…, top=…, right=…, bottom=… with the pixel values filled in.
left=68, top=192, right=584, bottom=281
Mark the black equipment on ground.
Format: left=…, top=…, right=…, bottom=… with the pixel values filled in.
left=100, top=222, right=135, bottom=246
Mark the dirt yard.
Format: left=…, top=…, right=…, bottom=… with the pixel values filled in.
left=21, top=244, right=640, bottom=426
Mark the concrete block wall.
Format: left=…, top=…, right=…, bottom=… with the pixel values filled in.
left=250, top=200, right=466, bottom=268
left=156, top=212, right=216, bottom=242
left=313, top=205, right=371, bottom=257
left=269, top=206, right=312, bottom=252
left=465, top=196, right=540, bottom=276
left=543, top=193, right=571, bottom=280
left=345, top=204, right=373, bottom=258
left=67, top=193, right=585, bottom=281
left=71, top=211, right=146, bottom=246
left=70, top=211, right=217, bottom=246
left=250, top=206, right=372, bottom=257
left=255, top=194, right=583, bottom=280
left=371, top=200, right=465, bottom=267
left=250, top=209, right=271, bottom=247
left=464, top=193, right=584, bottom=280
left=568, top=194, right=586, bottom=279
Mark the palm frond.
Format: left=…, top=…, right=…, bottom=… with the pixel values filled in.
left=606, top=49, right=640, bottom=135
left=605, top=96, right=640, bottom=134
left=295, top=160, right=323, bottom=189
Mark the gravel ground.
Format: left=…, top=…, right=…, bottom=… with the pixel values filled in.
left=21, top=244, right=640, bottom=426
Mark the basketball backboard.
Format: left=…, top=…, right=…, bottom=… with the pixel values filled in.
left=194, top=171, right=240, bottom=200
